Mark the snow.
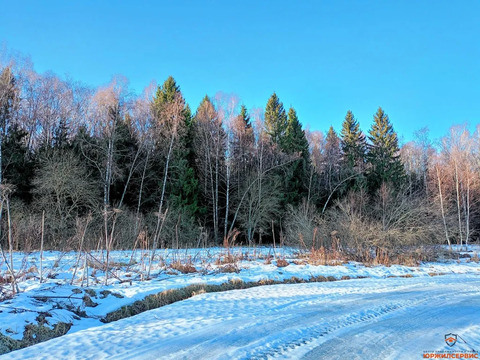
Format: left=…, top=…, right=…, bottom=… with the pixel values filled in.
left=3, top=274, right=479, bottom=359
left=1, top=246, right=479, bottom=358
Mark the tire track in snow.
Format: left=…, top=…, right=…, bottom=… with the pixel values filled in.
left=236, top=279, right=479, bottom=359
left=3, top=274, right=479, bottom=360
left=243, top=296, right=430, bottom=359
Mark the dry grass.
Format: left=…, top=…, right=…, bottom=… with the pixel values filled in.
left=102, top=275, right=358, bottom=324
left=217, top=264, right=239, bottom=273
left=296, top=244, right=439, bottom=268
left=292, top=259, right=307, bottom=265
left=169, top=260, right=197, bottom=274
left=300, top=247, right=346, bottom=266
left=0, top=321, right=72, bottom=355
left=276, top=258, right=289, bottom=267
left=214, top=251, right=242, bottom=265
left=264, top=255, right=272, bottom=265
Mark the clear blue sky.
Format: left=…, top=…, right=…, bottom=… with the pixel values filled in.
left=1, top=1, right=479, bottom=142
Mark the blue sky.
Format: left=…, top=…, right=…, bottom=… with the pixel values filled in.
left=1, top=1, right=479, bottom=142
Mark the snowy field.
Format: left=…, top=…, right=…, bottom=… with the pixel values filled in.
left=1, top=246, right=479, bottom=359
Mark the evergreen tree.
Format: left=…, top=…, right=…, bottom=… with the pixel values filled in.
left=264, top=92, right=287, bottom=145
left=71, top=126, right=104, bottom=205
left=169, top=160, right=200, bottom=216
left=175, top=102, right=202, bottom=216
left=183, top=104, right=194, bottom=129
left=239, top=105, right=252, bottom=132
left=282, top=108, right=309, bottom=159
left=281, top=108, right=310, bottom=205
left=322, top=126, right=342, bottom=194
left=153, top=76, right=180, bottom=107
left=3, top=125, right=34, bottom=203
left=340, top=110, right=366, bottom=170
left=367, top=107, right=405, bottom=190
left=53, top=118, right=69, bottom=150
left=232, top=104, right=254, bottom=171
left=110, top=116, right=139, bottom=208
left=339, top=111, right=367, bottom=191
left=152, top=77, right=201, bottom=218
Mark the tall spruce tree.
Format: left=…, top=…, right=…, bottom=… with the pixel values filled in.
left=322, top=126, right=342, bottom=194
left=152, top=77, right=200, bottom=218
left=281, top=107, right=310, bottom=205
left=367, top=107, right=405, bottom=190
left=3, top=124, right=34, bottom=203
left=238, top=105, right=253, bottom=134
left=264, top=92, right=287, bottom=145
left=109, top=116, right=139, bottom=208
left=232, top=105, right=254, bottom=179
left=283, top=108, right=309, bottom=159
left=340, top=110, right=366, bottom=170
left=53, top=118, right=69, bottom=150
left=153, top=76, right=180, bottom=107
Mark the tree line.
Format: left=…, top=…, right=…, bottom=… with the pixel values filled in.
left=0, top=58, right=477, bottom=256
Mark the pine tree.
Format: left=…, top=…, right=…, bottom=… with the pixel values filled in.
left=367, top=107, right=405, bottom=190
left=264, top=92, right=287, bottom=145
left=340, top=110, right=366, bottom=170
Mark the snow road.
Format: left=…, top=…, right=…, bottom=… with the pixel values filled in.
left=4, top=274, right=480, bottom=360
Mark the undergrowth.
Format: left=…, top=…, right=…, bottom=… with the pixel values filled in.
left=0, top=322, right=71, bottom=355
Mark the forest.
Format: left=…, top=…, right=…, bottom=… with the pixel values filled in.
left=0, top=56, right=477, bottom=263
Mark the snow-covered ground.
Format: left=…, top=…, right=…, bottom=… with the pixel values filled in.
left=4, top=274, right=480, bottom=360
left=1, top=246, right=479, bottom=358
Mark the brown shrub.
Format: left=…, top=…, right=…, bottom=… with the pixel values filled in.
left=217, top=264, right=239, bottom=273
left=215, top=251, right=240, bottom=265
left=170, top=260, right=197, bottom=274
left=276, top=258, right=289, bottom=267
left=264, top=255, right=272, bottom=265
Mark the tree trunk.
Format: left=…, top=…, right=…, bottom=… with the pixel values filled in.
left=156, top=133, right=175, bottom=249
left=454, top=161, right=463, bottom=247
left=224, top=159, right=230, bottom=240
left=134, top=149, right=150, bottom=237
left=104, top=122, right=115, bottom=285
left=436, top=166, right=451, bottom=249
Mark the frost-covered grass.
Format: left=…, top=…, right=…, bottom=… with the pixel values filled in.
left=0, top=245, right=479, bottom=356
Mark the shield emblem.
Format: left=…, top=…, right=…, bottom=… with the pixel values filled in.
left=445, top=333, right=457, bottom=347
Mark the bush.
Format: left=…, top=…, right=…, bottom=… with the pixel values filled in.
left=284, top=200, right=319, bottom=249
left=321, top=187, right=442, bottom=263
